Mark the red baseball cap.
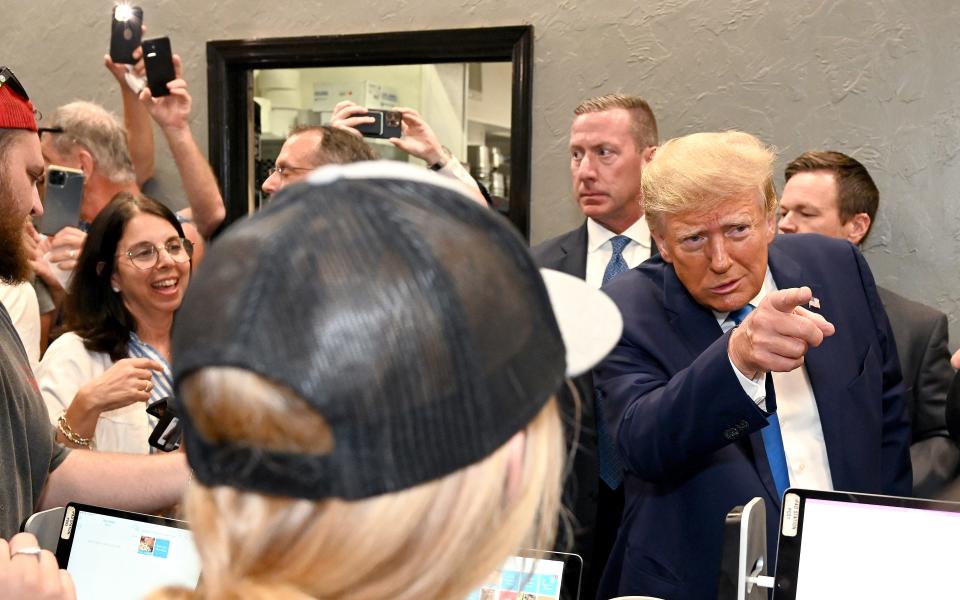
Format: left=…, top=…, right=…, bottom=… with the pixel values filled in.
left=0, top=67, right=38, bottom=132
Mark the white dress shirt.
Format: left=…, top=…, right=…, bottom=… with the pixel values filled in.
left=585, top=217, right=652, bottom=289
left=715, top=269, right=834, bottom=491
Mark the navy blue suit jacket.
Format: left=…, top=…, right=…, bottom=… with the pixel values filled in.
left=593, top=234, right=912, bottom=600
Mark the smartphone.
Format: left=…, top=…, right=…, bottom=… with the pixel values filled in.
left=142, top=37, right=175, bottom=97
left=354, top=109, right=403, bottom=139
left=147, top=397, right=182, bottom=452
left=41, top=166, right=84, bottom=236
left=109, top=5, right=143, bottom=65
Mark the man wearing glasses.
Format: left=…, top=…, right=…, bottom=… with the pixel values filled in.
left=262, top=108, right=488, bottom=207
left=260, top=124, right=376, bottom=196
left=0, top=67, right=187, bottom=594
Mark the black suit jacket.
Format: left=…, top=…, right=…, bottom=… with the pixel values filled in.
left=877, top=286, right=959, bottom=496
left=533, top=223, right=589, bottom=278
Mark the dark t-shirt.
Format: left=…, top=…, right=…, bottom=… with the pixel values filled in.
left=0, top=304, right=70, bottom=537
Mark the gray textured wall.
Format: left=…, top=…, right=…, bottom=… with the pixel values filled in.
left=8, top=0, right=960, bottom=342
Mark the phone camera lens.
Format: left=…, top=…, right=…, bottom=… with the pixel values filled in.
left=48, top=171, right=65, bottom=186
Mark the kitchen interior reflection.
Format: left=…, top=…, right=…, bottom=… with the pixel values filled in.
left=252, top=62, right=513, bottom=213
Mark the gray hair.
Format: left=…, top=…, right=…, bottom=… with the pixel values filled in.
left=49, top=101, right=135, bottom=183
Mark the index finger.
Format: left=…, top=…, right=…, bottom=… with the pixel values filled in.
left=126, top=357, right=165, bottom=372
left=172, top=54, right=183, bottom=79
left=765, top=286, right=813, bottom=314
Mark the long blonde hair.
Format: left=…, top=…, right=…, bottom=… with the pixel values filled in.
left=150, top=367, right=565, bottom=600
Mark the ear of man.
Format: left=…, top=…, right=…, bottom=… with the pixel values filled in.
left=844, top=212, right=871, bottom=246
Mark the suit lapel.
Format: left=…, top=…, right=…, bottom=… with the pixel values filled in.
left=559, top=223, right=588, bottom=279
left=766, top=240, right=846, bottom=489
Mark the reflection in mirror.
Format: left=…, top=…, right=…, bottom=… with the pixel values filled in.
left=206, top=27, right=533, bottom=236
left=251, top=63, right=513, bottom=214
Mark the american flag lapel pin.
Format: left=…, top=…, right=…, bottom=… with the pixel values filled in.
left=809, top=296, right=821, bottom=309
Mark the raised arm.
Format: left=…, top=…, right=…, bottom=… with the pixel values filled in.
left=105, top=43, right=155, bottom=186
left=139, top=55, right=225, bottom=237
left=330, top=101, right=487, bottom=206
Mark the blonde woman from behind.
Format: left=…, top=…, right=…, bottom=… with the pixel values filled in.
left=152, top=162, right=623, bottom=600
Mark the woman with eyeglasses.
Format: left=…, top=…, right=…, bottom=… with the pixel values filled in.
left=36, top=193, right=192, bottom=453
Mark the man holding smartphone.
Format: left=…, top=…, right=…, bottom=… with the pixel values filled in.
left=325, top=101, right=488, bottom=206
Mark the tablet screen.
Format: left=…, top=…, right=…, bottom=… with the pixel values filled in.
left=774, top=490, right=960, bottom=600
left=465, top=551, right=581, bottom=600
left=56, top=504, right=202, bottom=600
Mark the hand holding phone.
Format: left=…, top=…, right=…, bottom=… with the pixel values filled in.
left=142, top=37, right=175, bottom=97
left=40, top=166, right=84, bottom=236
left=109, top=5, right=143, bottom=65
left=353, top=109, right=403, bottom=139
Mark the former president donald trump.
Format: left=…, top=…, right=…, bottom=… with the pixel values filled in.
left=594, top=131, right=912, bottom=600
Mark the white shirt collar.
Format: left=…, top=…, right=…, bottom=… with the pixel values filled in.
left=586, top=216, right=651, bottom=252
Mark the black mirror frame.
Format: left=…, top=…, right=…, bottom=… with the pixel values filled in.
left=206, top=26, right=534, bottom=237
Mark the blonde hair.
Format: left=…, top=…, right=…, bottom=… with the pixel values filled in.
left=574, top=93, right=659, bottom=150
left=49, top=101, right=135, bottom=183
left=149, top=368, right=565, bottom=600
left=642, top=131, right=777, bottom=231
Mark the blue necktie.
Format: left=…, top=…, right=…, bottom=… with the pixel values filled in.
left=595, top=388, right=624, bottom=490
left=602, top=235, right=631, bottom=285
left=730, top=305, right=791, bottom=499
left=594, top=236, right=632, bottom=490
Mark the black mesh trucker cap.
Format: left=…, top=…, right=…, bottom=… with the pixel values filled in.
left=172, top=162, right=621, bottom=500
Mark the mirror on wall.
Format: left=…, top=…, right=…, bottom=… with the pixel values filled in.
left=251, top=62, right=513, bottom=213
left=207, top=26, right=532, bottom=236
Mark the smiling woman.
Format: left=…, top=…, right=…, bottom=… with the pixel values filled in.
left=35, top=193, right=192, bottom=453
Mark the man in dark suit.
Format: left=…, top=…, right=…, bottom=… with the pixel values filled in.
left=779, top=151, right=958, bottom=497
left=531, top=94, right=658, bottom=599
left=594, top=131, right=912, bottom=600
left=533, top=94, right=659, bottom=283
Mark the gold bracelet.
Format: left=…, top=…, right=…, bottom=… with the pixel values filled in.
left=57, top=413, right=92, bottom=448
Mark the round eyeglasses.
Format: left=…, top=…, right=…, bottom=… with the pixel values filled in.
left=121, top=238, right=193, bottom=270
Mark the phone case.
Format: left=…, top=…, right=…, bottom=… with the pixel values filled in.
left=354, top=111, right=384, bottom=137
left=355, top=110, right=403, bottom=139
left=41, top=167, right=84, bottom=236
left=147, top=397, right=182, bottom=452
left=109, top=6, right=143, bottom=65
left=143, top=37, right=175, bottom=97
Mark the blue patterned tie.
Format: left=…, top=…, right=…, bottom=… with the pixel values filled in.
left=730, top=305, right=791, bottom=499
left=602, top=235, right=631, bottom=285
left=595, top=388, right=624, bottom=490
left=594, top=236, right=632, bottom=490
